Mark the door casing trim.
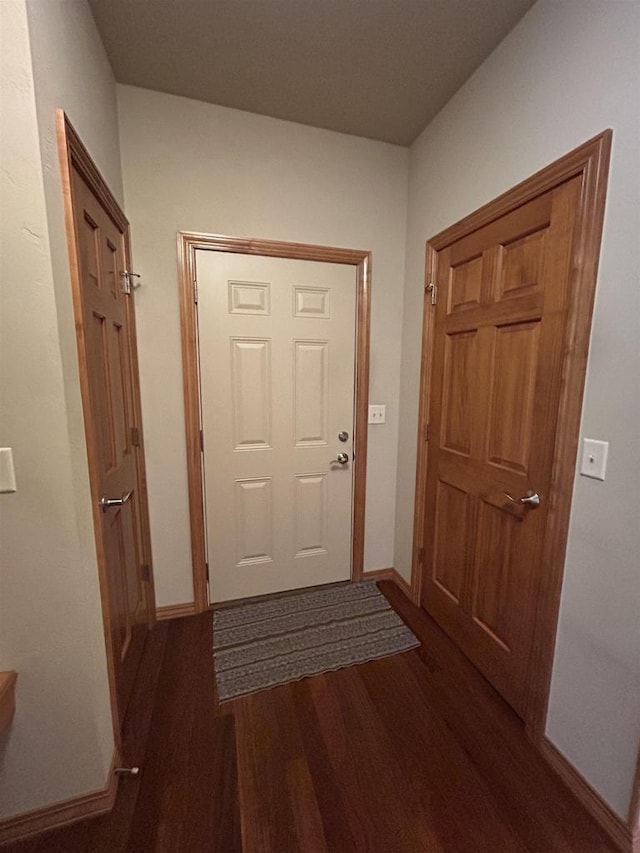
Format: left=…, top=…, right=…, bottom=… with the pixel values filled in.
left=410, top=130, right=612, bottom=737
left=177, top=232, right=372, bottom=611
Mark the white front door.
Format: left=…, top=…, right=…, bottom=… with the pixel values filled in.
left=196, top=251, right=357, bottom=603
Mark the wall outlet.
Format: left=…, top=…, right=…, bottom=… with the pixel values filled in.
left=0, top=448, right=17, bottom=493
left=368, top=405, right=386, bottom=424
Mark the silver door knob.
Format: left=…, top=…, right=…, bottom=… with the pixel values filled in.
left=330, top=452, right=349, bottom=465
left=100, top=490, right=133, bottom=512
left=504, top=490, right=540, bottom=507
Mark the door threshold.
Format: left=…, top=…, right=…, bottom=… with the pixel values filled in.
left=210, top=578, right=354, bottom=611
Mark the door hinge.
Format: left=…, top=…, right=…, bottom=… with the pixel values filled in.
left=424, top=423, right=431, bottom=442
left=425, top=282, right=437, bottom=305
left=121, top=271, right=141, bottom=295
left=141, top=564, right=151, bottom=582
left=200, top=429, right=204, bottom=452
left=417, top=547, right=425, bottom=565
left=131, top=426, right=141, bottom=447
left=205, top=562, right=210, bottom=580
left=193, top=279, right=198, bottom=304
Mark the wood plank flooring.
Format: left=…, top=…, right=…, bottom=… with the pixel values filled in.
left=3, top=581, right=618, bottom=852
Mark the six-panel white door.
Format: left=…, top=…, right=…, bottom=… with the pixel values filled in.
left=196, top=251, right=357, bottom=603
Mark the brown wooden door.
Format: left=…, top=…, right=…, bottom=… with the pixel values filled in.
left=70, top=164, right=153, bottom=726
left=421, top=176, right=582, bottom=718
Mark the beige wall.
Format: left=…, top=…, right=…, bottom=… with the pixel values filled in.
left=117, top=85, right=409, bottom=606
left=0, top=0, right=121, bottom=818
left=394, top=0, right=640, bottom=819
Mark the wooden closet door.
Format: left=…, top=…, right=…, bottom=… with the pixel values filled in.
left=421, top=177, right=582, bottom=718
left=71, top=165, right=152, bottom=723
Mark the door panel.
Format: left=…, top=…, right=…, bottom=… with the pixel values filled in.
left=441, top=330, right=477, bottom=456
left=498, top=228, right=546, bottom=300
left=197, top=252, right=356, bottom=603
left=294, top=340, right=329, bottom=445
left=71, top=166, right=152, bottom=725
left=421, top=177, right=582, bottom=718
left=447, top=254, right=483, bottom=314
left=432, top=479, right=471, bottom=603
left=294, top=473, right=327, bottom=557
left=235, top=477, right=273, bottom=566
left=230, top=338, right=272, bottom=449
left=471, top=499, right=520, bottom=649
left=486, top=321, right=540, bottom=472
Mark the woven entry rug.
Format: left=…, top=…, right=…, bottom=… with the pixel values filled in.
left=213, top=580, right=420, bottom=702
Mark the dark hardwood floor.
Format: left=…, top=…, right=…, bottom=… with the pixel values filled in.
left=4, top=581, right=617, bottom=852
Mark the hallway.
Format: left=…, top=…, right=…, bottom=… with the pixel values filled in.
left=6, top=582, right=616, bottom=852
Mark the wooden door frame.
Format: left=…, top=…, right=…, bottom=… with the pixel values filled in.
left=178, top=232, right=371, bottom=612
left=629, top=747, right=640, bottom=839
left=410, top=130, right=612, bottom=737
left=57, top=111, right=156, bottom=747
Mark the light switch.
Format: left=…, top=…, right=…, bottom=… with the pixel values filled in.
left=580, top=438, right=609, bottom=481
left=0, top=448, right=16, bottom=493
left=368, top=405, right=386, bottom=424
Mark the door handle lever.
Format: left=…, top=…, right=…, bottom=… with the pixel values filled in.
left=330, top=452, right=349, bottom=466
left=504, top=490, right=540, bottom=507
left=100, top=490, right=133, bottom=512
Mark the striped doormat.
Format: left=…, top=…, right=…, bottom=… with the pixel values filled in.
left=213, top=580, right=420, bottom=701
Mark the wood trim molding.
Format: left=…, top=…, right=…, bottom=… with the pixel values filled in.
left=122, top=235, right=158, bottom=632
left=409, top=243, right=438, bottom=607
left=539, top=737, right=634, bottom=853
left=362, top=568, right=395, bottom=582
left=352, top=251, right=371, bottom=583
left=629, top=746, right=640, bottom=838
left=426, top=131, right=610, bottom=251
left=177, top=232, right=372, bottom=612
left=365, top=568, right=416, bottom=602
left=0, top=671, right=17, bottom=735
left=156, top=602, right=197, bottom=621
left=0, top=748, right=121, bottom=845
left=58, top=113, right=128, bottom=232
left=410, top=130, right=612, bottom=735
left=389, top=568, right=414, bottom=600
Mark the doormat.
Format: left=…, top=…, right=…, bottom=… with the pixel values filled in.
left=213, top=580, right=420, bottom=702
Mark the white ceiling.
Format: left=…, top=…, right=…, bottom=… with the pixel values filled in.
left=88, top=0, right=535, bottom=146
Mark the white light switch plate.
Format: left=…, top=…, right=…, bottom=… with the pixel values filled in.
left=368, top=404, right=386, bottom=424
left=0, top=448, right=17, bottom=493
left=580, top=438, right=609, bottom=481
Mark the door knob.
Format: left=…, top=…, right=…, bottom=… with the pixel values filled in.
left=504, top=490, right=540, bottom=507
left=100, top=490, right=133, bottom=512
left=330, top=452, right=349, bottom=466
